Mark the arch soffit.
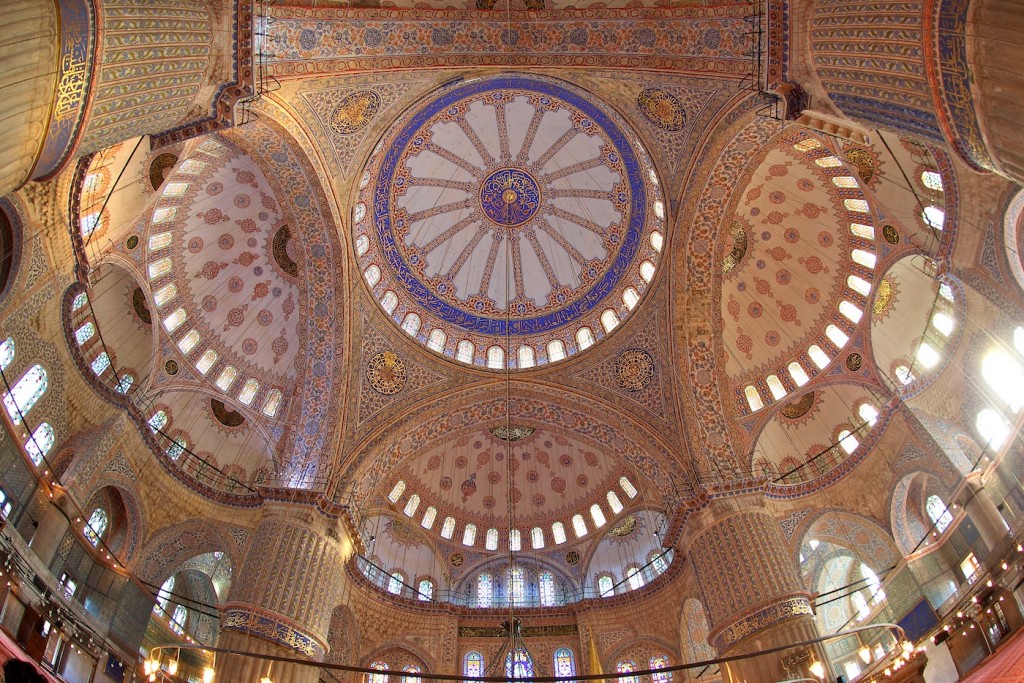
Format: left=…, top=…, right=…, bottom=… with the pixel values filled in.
left=361, top=642, right=435, bottom=673
left=79, top=475, right=148, bottom=563
left=887, top=469, right=956, bottom=556
left=364, top=509, right=451, bottom=583
left=791, top=508, right=899, bottom=572
left=134, top=518, right=242, bottom=585
left=603, top=634, right=680, bottom=673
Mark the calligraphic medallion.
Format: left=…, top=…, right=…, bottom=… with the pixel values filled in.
left=479, top=168, right=541, bottom=226
left=367, top=351, right=407, bottom=395
left=330, top=90, right=381, bottom=135
left=615, top=349, right=655, bottom=391
left=637, top=88, right=687, bottom=132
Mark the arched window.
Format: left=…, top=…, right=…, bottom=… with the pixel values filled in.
left=387, top=572, right=404, bottom=595
left=808, top=345, right=830, bottom=369
left=839, top=300, right=863, bottom=324
left=640, top=260, right=656, bottom=283
left=848, top=274, right=871, bottom=296
left=509, top=566, right=525, bottom=604
left=977, top=408, right=1011, bottom=449
left=923, top=206, right=945, bottom=230
left=421, top=506, right=437, bottom=530
left=547, top=340, right=566, bottom=362
left=619, top=476, right=638, bottom=498
left=616, top=660, right=639, bottom=683
left=72, top=293, right=88, bottom=312
left=837, top=429, right=859, bottom=455
left=238, top=378, right=259, bottom=405
left=170, top=605, right=187, bottom=635
left=626, top=566, right=644, bottom=590
left=356, top=235, right=369, bottom=257
left=403, top=494, right=420, bottom=517
left=486, top=527, right=499, bottom=551
left=505, top=648, right=533, bottom=680
left=600, top=309, right=619, bottom=333
left=116, top=374, right=134, bottom=394
left=397, top=313, right=417, bottom=337
left=825, top=324, right=849, bottom=348
left=440, top=516, right=456, bottom=540
left=369, top=662, right=389, bottom=683
left=607, top=491, right=623, bottom=514
left=744, top=385, right=764, bottom=411
left=166, top=437, right=187, bottom=461
left=4, top=364, right=47, bottom=424
left=380, top=291, right=398, bottom=315
left=553, top=648, right=575, bottom=679
left=84, top=508, right=108, bottom=546
left=178, top=329, right=200, bottom=355
left=75, top=322, right=95, bottom=345
left=456, top=340, right=475, bottom=364
left=650, top=231, right=664, bottom=251
left=852, top=590, right=869, bottom=620
left=598, top=575, right=614, bottom=597
left=154, top=576, right=174, bottom=616
left=916, top=342, right=940, bottom=368
left=921, top=171, right=944, bottom=192
left=518, top=345, right=536, bottom=369
left=788, top=362, right=810, bottom=387
left=894, top=364, right=915, bottom=386
left=403, top=665, right=422, bottom=683
left=196, top=348, right=218, bottom=375
left=427, top=329, right=447, bottom=353
left=0, top=338, right=11, bottom=373
left=387, top=480, right=406, bottom=503
left=464, top=652, right=484, bottom=679
left=531, top=526, right=545, bottom=549
left=148, top=410, right=168, bottom=432
left=572, top=514, right=588, bottom=538
left=418, top=579, right=433, bottom=601
left=539, top=571, right=555, bottom=606
left=651, top=551, right=669, bottom=575
left=154, top=283, right=177, bottom=307
left=163, top=307, right=187, bottom=333
left=25, top=422, right=54, bottom=466
left=509, top=529, right=522, bottom=552
left=262, top=387, right=283, bottom=417
left=926, top=495, right=954, bottom=533
left=463, top=523, right=477, bottom=546
left=552, top=521, right=566, bottom=544
left=577, top=327, right=596, bottom=350
left=477, top=573, right=493, bottom=607
left=932, top=312, right=955, bottom=337
left=766, top=374, right=787, bottom=401
left=650, top=655, right=672, bottom=683
left=623, top=287, right=640, bottom=310
left=91, top=352, right=111, bottom=376
left=487, top=346, right=505, bottom=369
left=982, top=350, right=1024, bottom=413
left=215, top=365, right=237, bottom=391
left=364, top=265, right=381, bottom=287
left=859, top=403, right=879, bottom=427
left=861, top=562, right=885, bottom=604
left=590, top=504, right=606, bottom=527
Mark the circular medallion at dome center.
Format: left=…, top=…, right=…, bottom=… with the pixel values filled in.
left=480, top=168, right=541, bottom=227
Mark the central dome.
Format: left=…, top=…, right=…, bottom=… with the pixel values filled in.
left=354, top=74, right=665, bottom=369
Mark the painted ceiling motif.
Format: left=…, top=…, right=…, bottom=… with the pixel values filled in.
left=143, top=138, right=300, bottom=415
left=355, top=73, right=665, bottom=368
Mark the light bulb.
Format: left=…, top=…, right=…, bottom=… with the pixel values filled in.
left=168, top=659, right=178, bottom=675
left=884, top=668, right=891, bottom=677
left=901, top=640, right=913, bottom=654
left=859, top=645, right=872, bottom=664
left=203, top=666, right=215, bottom=683
left=260, top=677, right=275, bottom=683
left=809, top=659, right=825, bottom=679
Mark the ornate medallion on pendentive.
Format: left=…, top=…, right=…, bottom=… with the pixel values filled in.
left=565, top=550, right=581, bottom=565
left=367, top=351, right=407, bottom=395
left=882, top=224, right=900, bottom=245
left=845, top=352, right=863, bottom=372
left=636, top=88, right=686, bottom=132
left=615, top=349, right=655, bottom=391
left=330, top=90, right=381, bottom=135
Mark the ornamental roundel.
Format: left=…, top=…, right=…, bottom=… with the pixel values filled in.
left=780, top=391, right=815, bottom=419
left=845, top=352, right=863, bottom=372
left=354, top=74, right=666, bottom=370
left=882, top=224, right=900, bottom=245
left=450, top=553, right=464, bottom=567
left=565, top=550, right=581, bottom=565
left=367, top=351, right=407, bottom=395
left=636, top=88, right=686, bottom=132
left=615, top=349, right=655, bottom=391
left=608, top=514, right=636, bottom=537
left=330, top=90, right=381, bottom=135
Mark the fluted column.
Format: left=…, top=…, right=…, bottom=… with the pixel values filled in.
left=0, top=0, right=61, bottom=197
left=686, top=495, right=828, bottom=683
left=218, top=502, right=347, bottom=683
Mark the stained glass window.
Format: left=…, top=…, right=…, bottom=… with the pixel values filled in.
left=615, top=660, right=639, bottom=683
left=926, top=495, right=954, bottom=533
left=403, top=313, right=422, bottom=336
left=75, top=322, right=96, bottom=345
left=653, top=200, right=665, bottom=220
left=116, top=374, right=134, bottom=394
left=262, top=389, right=282, bottom=417
left=81, top=211, right=103, bottom=236
left=364, top=265, right=381, bottom=287
left=388, top=572, right=404, bottom=595
left=148, top=410, right=168, bottom=432
left=505, top=648, right=533, bottom=680
left=0, top=337, right=16, bottom=369
left=422, top=506, right=437, bottom=530
left=509, top=566, right=525, bottom=604
left=766, top=374, right=786, bottom=401
left=572, top=514, right=588, bottom=538
left=369, top=662, right=389, bottom=683
left=552, top=521, right=566, bottom=544
left=922, top=171, right=944, bottom=192
left=381, top=290, right=398, bottom=315
left=923, top=206, right=945, bottom=230
left=600, top=310, right=619, bottom=333
left=356, top=235, right=369, bottom=257
left=170, top=605, right=187, bottom=635
left=539, top=571, right=555, bottom=606
left=651, top=551, right=668, bottom=575
left=640, top=261, right=656, bottom=283
left=404, top=494, right=420, bottom=517
left=464, top=652, right=484, bottom=680
left=418, top=579, right=433, bottom=601
left=148, top=258, right=173, bottom=280
left=91, top=352, right=111, bottom=376
left=215, top=365, right=237, bottom=391
left=72, top=293, right=88, bottom=311
left=531, top=526, right=545, bottom=549
left=152, top=207, right=177, bottom=224
left=808, top=345, right=831, bottom=369
left=154, top=576, right=174, bottom=616
left=486, top=528, right=498, bottom=550
left=590, top=504, right=606, bottom=527
left=456, top=340, right=475, bottom=364
left=25, top=422, right=54, bottom=465
left=154, top=283, right=178, bottom=307
left=851, top=249, right=876, bottom=269
left=577, top=327, right=596, bottom=349
left=428, top=329, right=447, bottom=353
left=554, top=649, right=575, bottom=679
left=744, top=385, right=764, bottom=411
left=487, top=346, right=505, bottom=369
left=548, top=340, right=566, bottom=362
left=163, top=307, right=187, bottom=333
left=166, top=437, right=187, bottom=461
left=619, top=476, right=638, bottom=498
left=178, top=329, right=200, bottom=355
left=403, top=665, right=422, bottom=683
left=858, top=403, right=879, bottom=427
left=463, top=523, right=477, bottom=546
left=626, top=566, right=644, bottom=590
left=894, top=365, right=915, bottom=386
left=441, top=516, right=456, bottom=540
left=607, top=491, right=623, bottom=514
left=650, top=230, right=664, bottom=252
left=860, top=562, right=885, bottom=603
left=518, top=346, right=535, bottom=368
left=4, top=364, right=47, bottom=424
left=148, top=232, right=172, bottom=251
left=650, top=655, right=672, bottom=683
left=84, top=507, right=108, bottom=546
left=477, top=573, right=493, bottom=607
left=238, top=378, right=260, bottom=406
left=598, top=575, right=614, bottom=597
left=509, top=529, right=521, bottom=552
left=623, top=287, right=640, bottom=311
